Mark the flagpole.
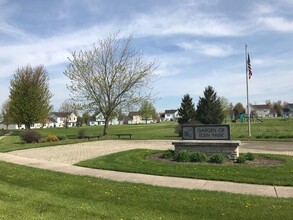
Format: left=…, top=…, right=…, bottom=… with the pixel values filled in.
left=245, top=43, right=251, bottom=137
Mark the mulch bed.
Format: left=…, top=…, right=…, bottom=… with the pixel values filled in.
left=147, top=153, right=284, bottom=167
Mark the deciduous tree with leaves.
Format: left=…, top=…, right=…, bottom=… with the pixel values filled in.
left=1, top=99, right=13, bottom=129
left=9, top=64, right=53, bottom=129
left=233, top=102, right=245, bottom=115
left=64, top=33, right=158, bottom=135
left=139, top=101, right=156, bottom=124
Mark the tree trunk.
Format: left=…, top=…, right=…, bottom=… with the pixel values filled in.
left=103, top=118, right=109, bottom=136
left=25, top=123, right=31, bottom=129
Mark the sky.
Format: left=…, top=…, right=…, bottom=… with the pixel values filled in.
left=0, top=0, right=293, bottom=113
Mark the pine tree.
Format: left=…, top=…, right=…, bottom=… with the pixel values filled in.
left=195, top=86, right=225, bottom=124
left=178, top=94, right=196, bottom=124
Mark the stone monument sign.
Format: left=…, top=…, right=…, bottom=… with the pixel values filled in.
left=173, top=124, right=240, bottom=160
left=182, top=124, right=230, bottom=140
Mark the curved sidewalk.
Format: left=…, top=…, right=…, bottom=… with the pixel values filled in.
left=0, top=140, right=292, bottom=198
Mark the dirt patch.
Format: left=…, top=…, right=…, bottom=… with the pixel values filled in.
left=147, top=153, right=284, bottom=167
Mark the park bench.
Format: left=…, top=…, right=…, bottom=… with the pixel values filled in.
left=84, top=135, right=102, bottom=141
left=115, top=134, right=132, bottom=139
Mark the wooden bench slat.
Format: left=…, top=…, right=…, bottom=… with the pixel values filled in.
left=115, top=134, right=132, bottom=139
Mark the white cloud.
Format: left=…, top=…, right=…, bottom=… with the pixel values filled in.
left=178, top=41, right=234, bottom=57
left=254, top=3, right=276, bottom=15
left=251, top=2, right=293, bottom=32
left=127, top=7, right=245, bottom=38
left=258, top=16, right=293, bottom=32
left=0, top=26, right=116, bottom=78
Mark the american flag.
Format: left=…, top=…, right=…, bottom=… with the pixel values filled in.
left=247, top=53, right=252, bottom=79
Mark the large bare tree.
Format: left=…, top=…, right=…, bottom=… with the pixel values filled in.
left=64, top=33, right=158, bottom=135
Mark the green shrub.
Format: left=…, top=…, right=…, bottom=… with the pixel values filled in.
left=190, top=152, right=207, bottom=162
left=209, top=153, right=225, bottom=164
left=20, top=129, right=42, bottom=143
left=57, top=135, right=67, bottom=140
left=245, top=152, right=256, bottom=161
left=236, top=155, right=247, bottom=164
left=78, top=129, right=86, bottom=138
left=175, top=150, right=190, bottom=162
left=161, top=150, right=175, bottom=159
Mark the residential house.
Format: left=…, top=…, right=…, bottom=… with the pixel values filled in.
left=0, top=112, right=77, bottom=130
left=250, top=104, right=277, bottom=118
left=164, top=109, right=179, bottom=121
left=88, top=113, right=120, bottom=126
left=50, top=112, right=77, bottom=127
left=0, top=124, right=25, bottom=130
left=125, top=111, right=144, bottom=124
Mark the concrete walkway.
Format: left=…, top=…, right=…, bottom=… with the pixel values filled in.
left=0, top=132, right=12, bottom=140
left=0, top=140, right=292, bottom=198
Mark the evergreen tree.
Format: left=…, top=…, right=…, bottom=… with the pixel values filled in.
left=178, top=94, right=196, bottom=124
left=195, top=86, right=225, bottom=124
left=9, top=64, right=53, bottom=129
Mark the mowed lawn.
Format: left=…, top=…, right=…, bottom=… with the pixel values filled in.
left=0, top=119, right=292, bottom=218
left=0, top=161, right=292, bottom=219
left=77, top=150, right=293, bottom=186
left=0, top=118, right=292, bottom=152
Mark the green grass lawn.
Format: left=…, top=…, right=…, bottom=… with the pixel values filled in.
left=77, top=150, right=293, bottom=186
left=229, top=117, right=293, bottom=140
left=0, top=118, right=292, bottom=152
left=37, top=117, right=293, bottom=141
left=0, top=161, right=292, bottom=219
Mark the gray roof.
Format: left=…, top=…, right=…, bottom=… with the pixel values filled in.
left=165, top=109, right=177, bottom=114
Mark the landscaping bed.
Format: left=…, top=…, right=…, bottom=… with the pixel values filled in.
left=148, top=152, right=284, bottom=167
